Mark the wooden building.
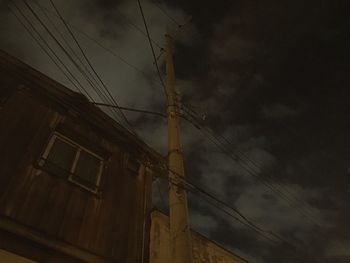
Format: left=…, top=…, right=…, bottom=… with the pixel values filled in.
left=0, top=50, right=163, bottom=263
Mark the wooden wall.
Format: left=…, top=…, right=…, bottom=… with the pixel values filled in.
left=0, top=89, right=153, bottom=263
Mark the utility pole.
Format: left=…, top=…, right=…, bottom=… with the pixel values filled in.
left=165, top=33, right=194, bottom=263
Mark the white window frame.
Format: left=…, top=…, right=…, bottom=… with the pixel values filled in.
left=41, top=132, right=104, bottom=193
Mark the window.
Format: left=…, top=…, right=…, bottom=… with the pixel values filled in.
left=39, top=133, right=103, bottom=193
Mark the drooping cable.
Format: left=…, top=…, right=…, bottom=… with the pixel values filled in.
left=32, top=0, right=165, bottom=90
left=8, top=2, right=94, bottom=101
left=31, top=0, right=104, bottom=97
left=137, top=0, right=167, bottom=98
left=180, top=103, right=350, bottom=251
left=181, top=104, right=322, bottom=223
left=22, top=0, right=128, bottom=126
left=152, top=0, right=181, bottom=27
left=155, top=169, right=310, bottom=262
left=92, top=102, right=166, bottom=118
left=21, top=0, right=135, bottom=129
left=48, top=0, right=134, bottom=131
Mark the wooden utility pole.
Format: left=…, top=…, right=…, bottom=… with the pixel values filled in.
left=165, top=33, right=194, bottom=263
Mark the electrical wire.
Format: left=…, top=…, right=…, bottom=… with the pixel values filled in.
left=13, top=0, right=130, bottom=130
left=20, top=0, right=128, bottom=127
left=32, top=0, right=166, bottom=93
left=8, top=2, right=94, bottom=101
left=87, top=1, right=164, bottom=49
left=152, top=0, right=181, bottom=27
left=48, top=0, right=134, bottom=132
left=31, top=0, right=104, bottom=97
left=181, top=104, right=322, bottom=223
left=92, top=102, right=166, bottom=118
left=155, top=169, right=311, bottom=262
left=27, top=3, right=137, bottom=127
left=137, top=0, right=167, bottom=98
left=112, top=7, right=163, bottom=50
left=21, top=0, right=138, bottom=131
left=180, top=103, right=350, bottom=251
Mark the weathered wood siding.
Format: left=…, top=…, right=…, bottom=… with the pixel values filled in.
left=0, top=89, right=152, bottom=263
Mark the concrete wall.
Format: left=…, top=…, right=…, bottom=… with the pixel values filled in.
left=149, top=211, right=248, bottom=263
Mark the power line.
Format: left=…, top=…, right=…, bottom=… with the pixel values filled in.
left=91, top=102, right=166, bottom=118
left=137, top=0, right=167, bottom=98
left=33, top=0, right=167, bottom=107
left=30, top=0, right=163, bottom=49
left=48, top=0, right=134, bottom=132
left=180, top=103, right=350, bottom=252
left=20, top=0, right=103, bottom=93
left=188, top=190, right=310, bottom=262
left=152, top=0, right=181, bottom=27
left=11, top=0, right=140, bottom=142
left=44, top=0, right=127, bottom=126
left=112, top=7, right=163, bottom=50
left=31, top=0, right=104, bottom=98
left=8, top=2, right=94, bottom=101
left=21, top=0, right=136, bottom=131
left=32, top=0, right=163, bottom=82
left=154, top=168, right=311, bottom=262
left=21, top=0, right=127, bottom=127
left=149, top=1, right=215, bottom=48
left=15, top=0, right=167, bottom=135
left=181, top=104, right=322, bottom=222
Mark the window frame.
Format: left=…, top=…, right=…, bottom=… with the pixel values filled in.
left=41, top=132, right=104, bottom=193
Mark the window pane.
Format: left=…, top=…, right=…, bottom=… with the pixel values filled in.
left=72, top=150, right=101, bottom=188
left=43, top=138, right=77, bottom=177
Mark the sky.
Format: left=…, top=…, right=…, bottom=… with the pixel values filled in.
left=1, top=0, right=350, bottom=262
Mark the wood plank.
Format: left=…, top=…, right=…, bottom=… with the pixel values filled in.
left=38, top=176, right=72, bottom=236
left=58, top=187, right=89, bottom=245
left=15, top=171, right=54, bottom=226
left=108, top=153, right=138, bottom=261
left=92, top=151, right=126, bottom=258
left=0, top=92, right=54, bottom=218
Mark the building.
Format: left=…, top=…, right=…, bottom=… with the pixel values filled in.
left=0, top=50, right=247, bottom=263
left=0, top=50, right=162, bottom=262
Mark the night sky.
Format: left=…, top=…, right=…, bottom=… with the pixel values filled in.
left=1, top=0, right=350, bottom=262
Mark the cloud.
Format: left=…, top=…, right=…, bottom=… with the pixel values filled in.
left=211, top=35, right=255, bottom=62
left=234, top=183, right=327, bottom=236
left=209, top=7, right=258, bottom=64
left=190, top=212, right=218, bottom=236
left=326, top=241, right=350, bottom=257
left=261, top=103, right=299, bottom=120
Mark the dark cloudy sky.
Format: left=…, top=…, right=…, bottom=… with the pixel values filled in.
left=1, top=0, right=350, bottom=262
